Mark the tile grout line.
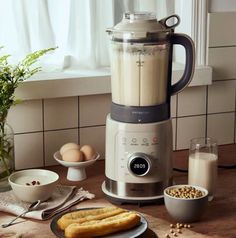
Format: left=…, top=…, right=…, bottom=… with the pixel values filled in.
left=209, top=45, right=236, bottom=49
left=79, top=124, right=105, bottom=129
left=42, top=99, right=45, bottom=167
left=205, top=85, right=208, bottom=138
left=177, top=111, right=235, bottom=118
left=13, top=124, right=106, bottom=136
left=78, top=96, right=80, bottom=144
left=213, top=79, right=236, bottom=82
left=14, top=128, right=78, bottom=135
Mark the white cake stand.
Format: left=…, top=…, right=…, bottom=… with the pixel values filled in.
left=54, top=151, right=100, bottom=181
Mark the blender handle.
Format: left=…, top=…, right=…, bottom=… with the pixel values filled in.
left=170, top=33, right=195, bottom=95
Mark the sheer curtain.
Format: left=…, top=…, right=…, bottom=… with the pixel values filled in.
left=0, top=0, right=180, bottom=71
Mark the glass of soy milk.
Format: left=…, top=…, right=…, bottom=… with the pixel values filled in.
left=188, top=137, right=218, bottom=201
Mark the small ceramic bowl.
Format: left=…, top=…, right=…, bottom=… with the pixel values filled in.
left=54, top=151, right=100, bottom=181
left=164, top=185, right=208, bottom=223
left=9, top=169, right=59, bottom=203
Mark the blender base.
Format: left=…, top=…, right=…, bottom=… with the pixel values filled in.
left=101, top=181, right=164, bottom=205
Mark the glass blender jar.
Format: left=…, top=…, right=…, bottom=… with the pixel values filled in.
left=107, top=12, right=194, bottom=122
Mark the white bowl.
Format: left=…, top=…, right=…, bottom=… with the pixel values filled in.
left=54, top=151, right=100, bottom=181
left=9, top=169, right=59, bottom=203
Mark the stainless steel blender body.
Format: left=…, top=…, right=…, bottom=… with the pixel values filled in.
left=102, top=12, right=195, bottom=203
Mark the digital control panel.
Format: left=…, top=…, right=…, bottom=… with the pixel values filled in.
left=116, top=132, right=160, bottom=180
left=128, top=154, right=150, bottom=176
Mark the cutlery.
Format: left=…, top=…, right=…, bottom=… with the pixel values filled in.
left=1, top=200, right=41, bottom=228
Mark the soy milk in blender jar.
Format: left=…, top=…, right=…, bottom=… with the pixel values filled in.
left=110, top=43, right=140, bottom=106
left=140, top=44, right=169, bottom=106
left=188, top=152, right=218, bottom=198
left=110, top=42, right=169, bottom=106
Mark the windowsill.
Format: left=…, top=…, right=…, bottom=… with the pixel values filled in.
left=15, top=64, right=212, bottom=100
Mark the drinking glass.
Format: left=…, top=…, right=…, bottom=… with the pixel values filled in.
left=188, top=137, right=218, bottom=201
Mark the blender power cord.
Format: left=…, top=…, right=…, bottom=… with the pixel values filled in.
left=173, top=164, right=236, bottom=173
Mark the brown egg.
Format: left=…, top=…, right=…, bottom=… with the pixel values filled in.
left=60, top=143, right=80, bottom=155
left=62, top=149, right=84, bottom=162
left=80, top=145, right=96, bottom=161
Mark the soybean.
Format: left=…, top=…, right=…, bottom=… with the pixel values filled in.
left=166, top=186, right=204, bottom=199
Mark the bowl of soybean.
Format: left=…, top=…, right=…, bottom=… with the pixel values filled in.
left=164, top=185, right=208, bottom=223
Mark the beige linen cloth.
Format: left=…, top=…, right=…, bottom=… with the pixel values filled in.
left=0, top=186, right=95, bottom=220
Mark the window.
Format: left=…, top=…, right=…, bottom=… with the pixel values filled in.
left=0, top=0, right=207, bottom=71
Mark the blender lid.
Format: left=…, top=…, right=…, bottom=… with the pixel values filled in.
left=107, top=12, right=180, bottom=40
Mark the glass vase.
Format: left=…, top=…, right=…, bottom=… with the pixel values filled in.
left=0, top=122, right=14, bottom=192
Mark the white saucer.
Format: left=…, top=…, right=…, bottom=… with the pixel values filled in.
left=54, top=151, right=100, bottom=181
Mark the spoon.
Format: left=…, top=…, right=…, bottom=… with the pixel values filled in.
left=1, top=200, right=41, bottom=228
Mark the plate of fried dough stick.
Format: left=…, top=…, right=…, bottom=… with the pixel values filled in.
left=50, top=206, right=148, bottom=238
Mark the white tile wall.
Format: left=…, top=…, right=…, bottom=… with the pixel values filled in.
left=44, top=97, right=78, bottom=130
left=176, top=116, right=206, bottom=150
left=208, top=12, right=236, bottom=47
left=79, top=94, right=111, bottom=127
left=80, top=126, right=105, bottom=159
left=208, top=81, right=235, bottom=113
left=7, top=100, right=43, bottom=133
left=14, top=132, right=44, bottom=170
left=209, top=1, right=236, bottom=13
left=208, top=47, right=236, bottom=80
left=207, top=113, right=235, bottom=145
left=177, top=86, right=207, bottom=117
left=44, top=129, right=79, bottom=166
left=171, top=95, right=177, bottom=118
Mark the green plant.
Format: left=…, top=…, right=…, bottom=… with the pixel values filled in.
left=0, top=47, right=56, bottom=179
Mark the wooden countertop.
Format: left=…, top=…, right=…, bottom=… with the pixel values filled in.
left=1, top=145, right=236, bottom=238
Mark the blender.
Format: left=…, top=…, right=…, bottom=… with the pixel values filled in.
left=102, top=12, right=195, bottom=204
